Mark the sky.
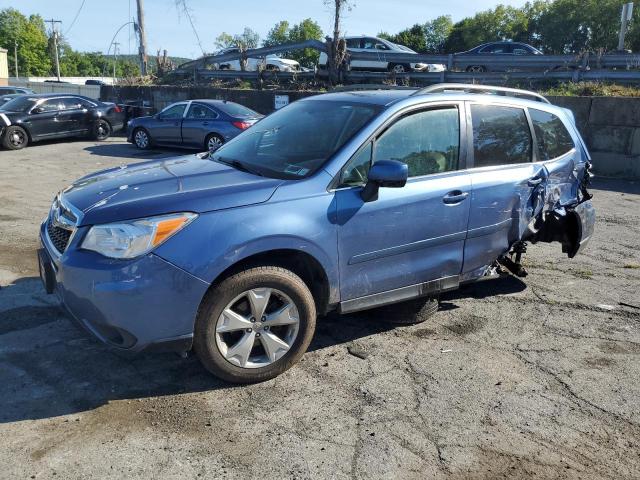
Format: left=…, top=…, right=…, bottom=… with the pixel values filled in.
left=3, top=0, right=530, bottom=59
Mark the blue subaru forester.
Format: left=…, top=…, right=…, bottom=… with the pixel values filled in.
left=39, top=84, right=595, bottom=383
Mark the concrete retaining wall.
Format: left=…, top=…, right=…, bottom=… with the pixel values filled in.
left=100, top=86, right=640, bottom=178
left=547, top=96, right=640, bottom=178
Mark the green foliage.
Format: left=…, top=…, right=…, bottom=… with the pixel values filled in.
left=424, top=16, right=453, bottom=53
left=541, top=81, right=640, bottom=97
left=0, top=8, right=51, bottom=76
left=0, top=8, right=141, bottom=77
left=263, top=18, right=323, bottom=67
left=216, top=28, right=261, bottom=52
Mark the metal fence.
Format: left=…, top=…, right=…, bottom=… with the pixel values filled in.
left=8, top=79, right=101, bottom=99
left=173, top=40, right=640, bottom=84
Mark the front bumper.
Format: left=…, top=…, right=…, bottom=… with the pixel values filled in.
left=39, top=221, right=210, bottom=353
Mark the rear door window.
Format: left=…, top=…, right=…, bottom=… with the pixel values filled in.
left=529, top=108, right=575, bottom=160
left=346, top=38, right=362, bottom=49
left=60, top=97, right=83, bottom=110
left=470, top=104, right=532, bottom=167
left=187, top=104, right=218, bottom=119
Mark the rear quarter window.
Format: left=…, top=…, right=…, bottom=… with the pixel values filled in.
left=470, top=104, right=532, bottom=167
left=529, top=108, right=575, bottom=161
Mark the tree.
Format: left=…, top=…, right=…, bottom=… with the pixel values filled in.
left=324, top=0, right=353, bottom=84
left=214, top=32, right=235, bottom=50
left=0, top=8, right=51, bottom=76
left=263, top=18, right=323, bottom=68
left=263, top=21, right=290, bottom=47
left=424, top=15, right=453, bottom=53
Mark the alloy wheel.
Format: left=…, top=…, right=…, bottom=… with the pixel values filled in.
left=392, top=64, right=407, bottom=73
left=96, top=121, right=110, bottom=140
left=9, top=130, right=25, bottom=147
left=207, top=135, right=223, bottom=152
left=134, top=130, right=149, bottom=148
left=215, top=288, right=300, bottom=369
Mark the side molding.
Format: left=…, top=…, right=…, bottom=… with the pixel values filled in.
left=339, top=275, right=459, bottom=314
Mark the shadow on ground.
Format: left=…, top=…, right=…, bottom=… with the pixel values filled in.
left=0, top=274, right=527, bottom=424
left=83, top=142, right=190, bottom=160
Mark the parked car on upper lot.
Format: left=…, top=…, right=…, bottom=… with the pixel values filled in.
left=215, top=47, right=302, bottom=72
left=85, top=79, right=106, bottom=86
left=38, top=85, right=594, bottom=383
left=318, top=35, right=445, bottom=73
left=0, top=86, right=35, bottom=95
left=0, top=93, right=124, bottom=150
left=456, top=41, right=543, bottom=72
left=127, top=99, right=263, bottom=152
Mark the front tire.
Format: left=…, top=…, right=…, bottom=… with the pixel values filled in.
left=92, top=119, right=112, bottom=141
left=466, top=65, right=487, bottom=73
left=2, top=126, right=29, bottom=150
left=194, top=266, right=317, bottom=383
left=133, top=127, right=151, bottom=149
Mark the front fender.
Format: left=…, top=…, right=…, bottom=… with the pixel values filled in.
left=154, top=192, right=339, bottom=303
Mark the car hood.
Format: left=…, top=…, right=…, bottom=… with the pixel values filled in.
left=62, top=154, right=284, bottom=226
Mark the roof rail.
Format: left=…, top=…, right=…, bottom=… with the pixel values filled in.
left=411, top=83, right=550, bottom=104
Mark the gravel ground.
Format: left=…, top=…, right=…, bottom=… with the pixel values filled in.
left=0, top=137, right=639, bottom=480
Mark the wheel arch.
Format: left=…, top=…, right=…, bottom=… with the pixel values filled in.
left=207, top=248, right=334, bottom=316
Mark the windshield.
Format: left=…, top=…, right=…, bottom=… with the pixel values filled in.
left=1, top=96, right=37, bottom=112
left=211, top=100, right=381, bottom=179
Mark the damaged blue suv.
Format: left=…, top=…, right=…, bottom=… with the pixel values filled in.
left=39, top=84, right=595, bottom=383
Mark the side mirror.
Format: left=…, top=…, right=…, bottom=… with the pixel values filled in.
left=361, top=159, right=408, bottom=202
left=33, top=107, right=45, bottom=114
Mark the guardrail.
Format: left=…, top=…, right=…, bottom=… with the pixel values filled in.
left=173, top=41, right=640, bottom=84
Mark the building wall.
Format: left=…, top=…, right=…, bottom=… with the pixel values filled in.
left=0, top=48, right=8, bottom=86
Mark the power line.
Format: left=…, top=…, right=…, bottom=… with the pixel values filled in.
left=175, top=0, right=205, bottom=56
left=64, top=0, right=87, bottom=36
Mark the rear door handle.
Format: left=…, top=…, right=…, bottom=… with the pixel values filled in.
left=442, top=190, right=469, bottom=204
left=528, top=177, right=543, bottom=186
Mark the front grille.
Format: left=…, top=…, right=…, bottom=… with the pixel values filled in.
left=47, top=221, right=72, bottom=254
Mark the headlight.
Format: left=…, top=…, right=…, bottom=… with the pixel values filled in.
left=81, top=212, right=197, bottom=259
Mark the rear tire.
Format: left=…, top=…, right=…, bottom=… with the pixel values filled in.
left=2, top=126, right=29, bottom=150
left=205, top=133, right=224, bottom=152
left=92, top=119, right=111, bottom=141
left=466, top=65, right=487, bottom=73
left=389, top=63, right=410, bottom=74
left=194, top=266, right=317, bottom=384
left=372, top=296, right=439, bottom=325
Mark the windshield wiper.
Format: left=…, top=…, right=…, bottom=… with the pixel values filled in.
left=214, top=157, right=263, bottom=176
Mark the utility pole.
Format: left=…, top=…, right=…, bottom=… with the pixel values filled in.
left=46, top=19, right=62, bottom=81
left=112, top=42, right=120, bottom=81
left=136, top=0, right=148, bottom=75
left=618, top=2, right=634, bottom=52
left=13, top=40, right=18, bottom=78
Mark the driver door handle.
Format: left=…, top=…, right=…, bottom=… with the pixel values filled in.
left=442, top=190, right=469, bottom=204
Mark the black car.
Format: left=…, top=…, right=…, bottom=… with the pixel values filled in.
left=0, top=94, right=125, bottom=150
left=0, top=86, right=35, bottom=95
left=456, top=41, right=543, bottom=72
